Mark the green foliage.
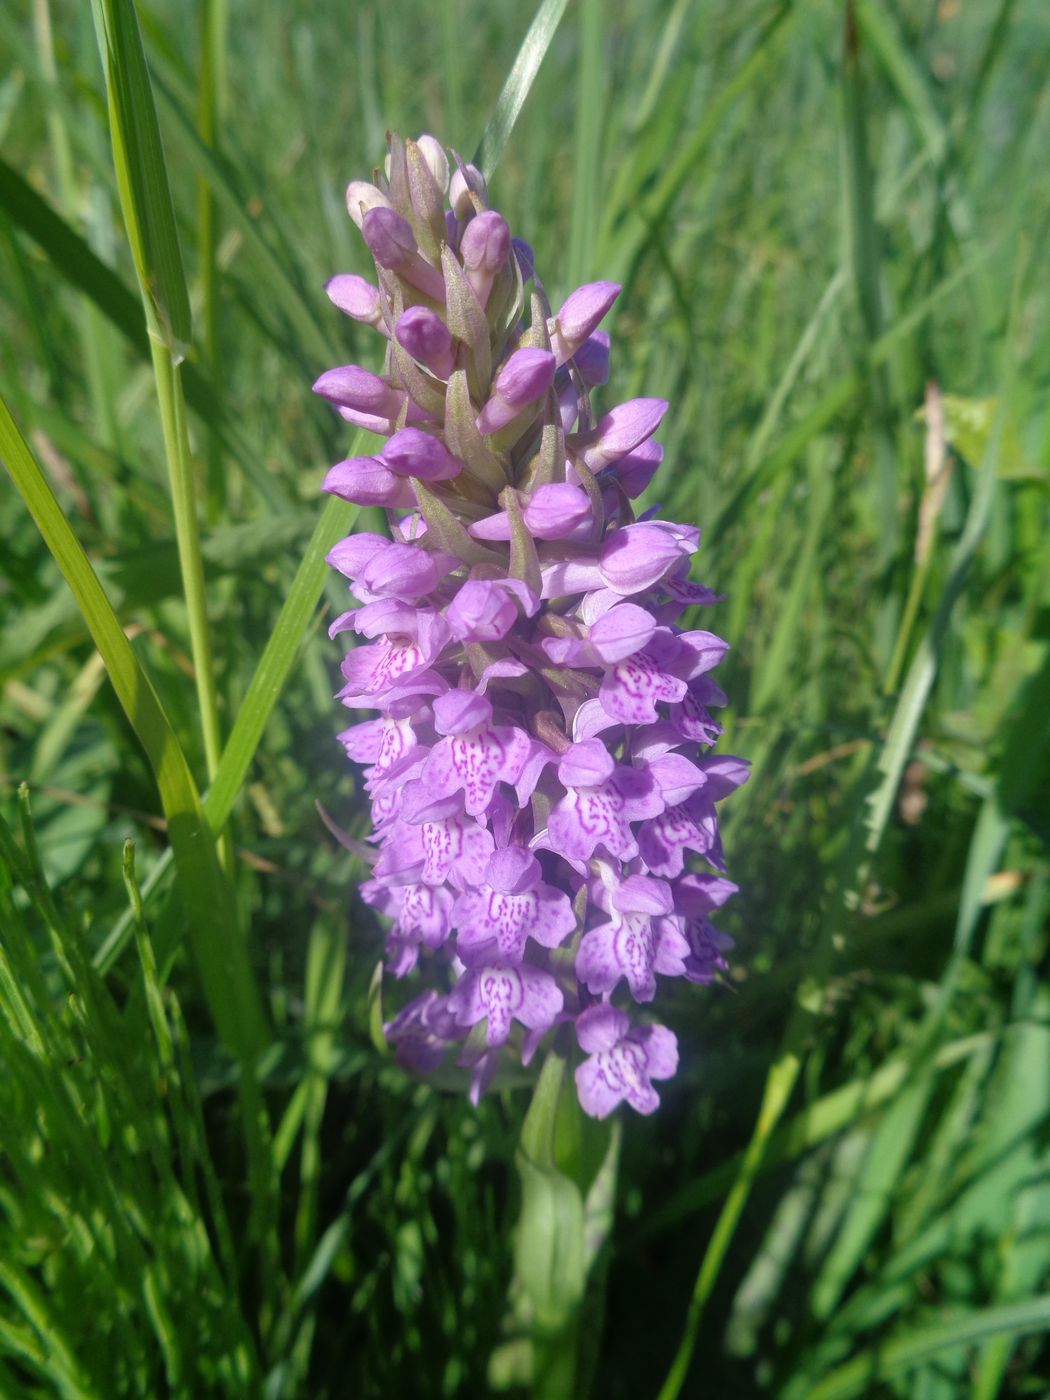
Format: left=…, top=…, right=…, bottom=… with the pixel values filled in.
left=1, top=0, right=1048, bottom=1396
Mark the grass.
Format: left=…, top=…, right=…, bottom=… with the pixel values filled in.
left=1, top=0, right=1049, bottom=1395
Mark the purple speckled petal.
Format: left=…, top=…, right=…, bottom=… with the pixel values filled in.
left=455, top=877, right=575, bottom=962
left=448, top=962, right=563, bottom=1046
left=600, top=650, right=688, bottom=724
left=420, top=816, right=494, bottom=887
left=636, top=799, right=720, bottom=878
left=548, top=784, right=638, bottom=862
left=574, top=1010, right=678, bottom=1118
left=422, top=723, right=531, bottom=815
left=576, top=914, right=657, bottom=1001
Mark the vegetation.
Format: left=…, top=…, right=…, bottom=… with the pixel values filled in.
left=1, top=0, right=1048, bottom=1394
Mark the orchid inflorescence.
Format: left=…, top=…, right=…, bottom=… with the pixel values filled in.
left=316, top=133, right=748, bottom=1118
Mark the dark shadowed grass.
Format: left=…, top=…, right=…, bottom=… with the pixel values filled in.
left=1, top=0, right=1049, bottom=1395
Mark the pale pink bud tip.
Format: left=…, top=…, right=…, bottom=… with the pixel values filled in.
left=324, top=275, right=383, bottom=325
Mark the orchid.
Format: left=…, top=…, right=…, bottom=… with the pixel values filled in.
left=317, top=132, right=748, bottom=1117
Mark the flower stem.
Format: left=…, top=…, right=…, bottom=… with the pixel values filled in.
left=148, top=334, right=232, bottom=866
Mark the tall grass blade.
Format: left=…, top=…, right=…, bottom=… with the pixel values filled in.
left=473, top=0, right=571, bottom=181
left=89, top=0, right=190, bottom=354
left=0, top=398, right=266, bottom=1057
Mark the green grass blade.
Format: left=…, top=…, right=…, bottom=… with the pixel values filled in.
left=802, top=1295, right=1050, bottom=1400
left=93, top=491, right=357, bottom=972
left=473, top=0, right=571, bottom=181
left=0, top=154, right=288, bottom=508
left=565, top=0, right=603, bottom=290
left=656, top=1052, right=802, bottom=1400
left=0, top=396, right=267, bottom=1057
left=90, top=0, right=191, bottom=353
left=864, top=245, right=1025, bottom=858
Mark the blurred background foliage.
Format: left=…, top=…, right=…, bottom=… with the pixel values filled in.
left=1, top=0, right=1049, bottom=1395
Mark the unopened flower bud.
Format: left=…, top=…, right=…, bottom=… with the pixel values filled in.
left=573, top=398, right=668, bottom=471
left=362, top=208, right=446, bottom=302
left=450, top=162, right=487, bottom=220
left=345, top=180, right=391, bottom=229
left=395, top=307, right=455, bottom=378
left=476, top=347, right=556, bottom=435
left=459, top=211, right=511, bottom=307
left=313, top=364, right=405, bottom=420
left=379, top=427, right=462, bottom=481
left=324, top=274, right=387, bottom=332
left=550, top=281, right=621, bottom=363
left=416, top=134, right=451, bottom=193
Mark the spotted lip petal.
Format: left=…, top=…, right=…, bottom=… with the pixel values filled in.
left=319, top=133, right=743, bottom=1117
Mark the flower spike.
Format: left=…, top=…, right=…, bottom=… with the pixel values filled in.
left=317, top=132, right=747, bottom=1118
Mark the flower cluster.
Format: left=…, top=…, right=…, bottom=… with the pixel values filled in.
left=317, top=134, right=747, bottom=1118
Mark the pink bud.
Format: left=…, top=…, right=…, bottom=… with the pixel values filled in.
left=380, top=427, right=462, bottom=481
left=612, top=874, right=674, bottom=916
left=395, top=307, right=455, bottom=378
left=325, top=532, right=390, bottom=579
left=313, top=365, right=405, bottom=420
left=476, top=348, right=556, bottom=434
left=445, top=580, right=519, bottom=642
left=523, top=483, right=592, bottom=540
left=485, top=847, right=539, bottom=894
left=550, top=282, right=621, bottom=364
left=362, top=207, right=446, bottom=302
left=599, top=522, right=693, bottom=594
left=324, top=275, right=387, bottom=332
left=358, top=543, right=443, bottom=601
left=323, top=458, right=414, bottom=508
left=345, top=180, right=391, bottom=229
left=574, top=398, right=668, bottom=471
left=588, top=603, right=657, bottom=662
left=459, top=211, right=511, bottom=306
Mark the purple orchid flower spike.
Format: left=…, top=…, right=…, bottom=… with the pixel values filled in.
left=316, top=131, right=746, bottom=1118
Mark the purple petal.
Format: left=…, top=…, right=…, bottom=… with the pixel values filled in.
left=600, top=651, right=688, bottom=724
left=599, top=523, right=693, bottom=595
left=420, top=816, right=494, bottom=887
left=576, top=915, right=657, bottom=1001
left=548, top=784, right=638, bottom=862
left=558, top=739, right=616, bottom=789
left=313, top=365, right=404, bottom=419
left=325, top=274, right=384, bottom=327
left=445, top=580, right=519, bottom=642
left=575, top=1003, right=631, bottom=1055
left=485, top=846, right=539, bottom=894
left=448, top=963, right=562, bottom=1046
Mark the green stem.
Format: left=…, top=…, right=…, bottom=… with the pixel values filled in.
left=197, top=0, right=226, bottom=521
left=657, top=1051, right=801, bottom=1400
left=147, top=335, right=232, bottom=865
